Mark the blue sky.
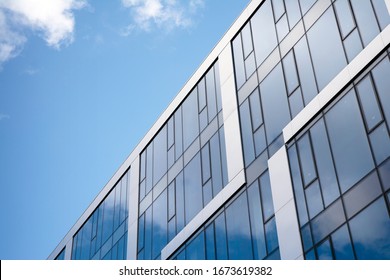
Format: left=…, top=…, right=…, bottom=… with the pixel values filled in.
left=0, top=0, right=249, bottom=259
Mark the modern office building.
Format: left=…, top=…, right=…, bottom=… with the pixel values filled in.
left=49, top=0, right=390, bottom=260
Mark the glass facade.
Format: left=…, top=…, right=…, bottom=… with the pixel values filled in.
left=71, top=170, right=130, bottom=260
left=49, top=0, right=390, bottom=260
left=288, top=53, right=390, bottom=260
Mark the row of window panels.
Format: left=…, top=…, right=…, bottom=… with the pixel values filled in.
left=71, top=171, right=130, bottom=260
left=139, top=62, right=223, bottom=200
left=169, top=171, right=280, bottom=260
left=287, top=54, right=390, bottom=259
left=289, top=53, right=390, bottom=227
left=137, top=131, right=228, bottom=260
left=234, top=0, right=390, bottom=118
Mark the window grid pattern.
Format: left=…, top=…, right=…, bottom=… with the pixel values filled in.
left=235, top=0, right=389, bottom=169
left=288, top=53, right=390, bottom=260
left=71, top=170, right=130, bottom=260
left=137, top=61, right=228, bottom=260
left=169, top=171, right=280, bottom=260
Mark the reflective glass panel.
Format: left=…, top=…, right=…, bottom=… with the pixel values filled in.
left=153, top=125, right=167, bottom=184
left=305, top=180, right=323, bottom=219
left=215, top=213, right=228, bottom=260
left=297, top=133, right=317, bottom=186
left=283, top=50, right=299, bottom=94
left=343, top=29, right=363, bottom=63
left=334, top=0, right=355, bottom=39
left=317, top=239, right=333, bottom=260
left=186, top=232, right=205, bottom=260
left=369, top=123, right=390, bottom=165
left=260, top=171, right=274, bottom=221
left=349, top=198, right=390, bottom=259
left=182, top=90, right=199, bottom=150
left=240, top=99, right=255, bottom=166
left=232, top=34, right=246, bottom=89
left=351, top=0, right=380, bottom=46
left=152, top=190, right=167, bottom=259
left=249, top=88, right=263, bottom=131
left=265, top=217, right=278, bottom=253
left=205, top=224, right=216, bottom=260
left=184, top=154, right=203, bottom=223
left=372, top=57, right=390, bottom=126
left=285, top=0, right=301, bottom=28
left=331, top=224, right=355, bottom=260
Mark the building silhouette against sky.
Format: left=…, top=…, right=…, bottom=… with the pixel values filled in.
left=49, top=0, right=390, bottom=260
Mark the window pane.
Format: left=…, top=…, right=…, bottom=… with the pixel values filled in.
left=325, top=90, right=374, bottom=193
left=299, top=0, right=316, bottom=15
left=247, top=181, right=267, bottom=260
left=349, top=198, right=390, bottom=259
left=175, top=172, right=185, bottom=232
left=310, top=119, right=340, bottom=206
left=182, top=90, right=199, bottom=150
left=168, top=218, right=175, bottom=242
left=144, top=207, right=152, bottom=260
left=276, top=14, right=289, bottom=42
left=311, top=199, right=345, bottom=244
left=184, top=154, right=203, bottom=223
left=305, top=249, right=316, bottom=260
left=249, top=88, right=263, bottom=131
left=254, top=125, right=267, bottom=157
left=201, top=143, right=211, bottom=184
left=288, top=145, right=309, bottom=226
left=260, top=64, right=291, bottom=144
left=152, top=190, right=167, bottom=259
left=265, top=217, right=278, bottom=253
left=272, top=0, right=285, bottom=22
left=351, top=0, right=380, bottom=46
left=215, top=213, right=228, bottom=260
left=297, top=133, right=317, bottom=186
left=252, top=0, right=278, bottom=66
left=186, top=232, right=205, bottom=260
left=372, top=0, right=390, bottom=29
left=285, top=0, right=301, bottom=28
left=294, top=36, right=317, bottom=104
left=283, top=50, right=299, bottom=94
left=232, top=34, right=246, bottom=89
left=174, top=108, right=183, bottom=160
left=205, top=224, right=216, bottom=260
left=203, top=180, right=212, bottom=206
left=370, top=124, right=390, bottom=166
left=168, top=117, right=174, bottom=148
left=102, top=190, right=115, bottom=244
left=226, top=192, right=253, bottom=259
left=301, top=223, right=313, bottom=251
left=198, top=78, right=206, bottom=112
left=289, top=87, right=304, bottom=118
left=356, top=75, right=383, bottom=131
left=153, top=125, right=167, bottom=184
left=138, top=214, right=145, bottom=251
left=206, top=67, right=217, bottom=122
left=307, top=8, right=347, bottom=91
left=372, top=57, right=390, bottom=126
left=334, top=0, right=355, bottom=39
left=317, top=239, right=333, bottom=260
left=241, top=23, right=253, bottom=58
left=210, top=133, right=223, bottom=195
left=331, top=224, right=355, bottom=260
left=260, top=171, right=275, bottom=221
left=343, top=171, right=382, bottom=219
left=379, top=158, right=390, bottom=191
left=239, top=100, right=255, bottom=166
left=343, top=29, right=363, bottom=62
left=168, top=182, right=175, bottom=220
left=305, top=180, right=323, bottom=219
left=245, top=52, right=256, bottom=79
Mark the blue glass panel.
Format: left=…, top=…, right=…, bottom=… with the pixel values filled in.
left=249, top=88, right=263, bottom=131
left=370, top=123, right=390, bottom=166
left=310, top=119, right=340, bottom=206
left=379, top=158, right=390, bottom=191
left=203, top=179, right=213, bottom=206
left=214, top=62, right=222, bottom=113
left=138, top=214, right=145, bottom=251
left=265, top=217, right=278, bottom=254
left=174, top=107, right=183, bottom=160
left=307, top=8, right=347, bottom=91
left=206, top=67, right=218, bottom=122
left=305, top=180, right=323, bottom=219
left=168, top=182, right=175, bottom=220
left=184, top=154, right=203, bottom=223
left=247, top=181, right=267, bottom=260
left=215, top=213, right=228, bottom=260
left=251, top=0, right=278, bottom=66
left=254, top=125, right=267, bottom=157
left=311, top=199, right=345, bottom=244
left=299, top=0, right=316, bottom=15
left=301, top=224, right=313, bottom=251
left=168, top=118, right=174, bottom=148
left=199, top=108, right=208, bottom=132
left=317, top=239, right=333, bottom=260
left=140, top=151, right=146, bottom=181
left=351, top=0, right=380, bottom=46
left=372, top=0, right=390, bottom=29
left=240, top=99, right=255, bottom=166
left=325, top=90, right=374, bottom=193
left=288, top=145, right=309, bottom=226
left=334, top=0, right=355, bottom=39
left=201, top=143, right=211, bottom=184
left=102, top=190, right=115, bottom=244
left=205, top=224, right=216, bottom=260
left=186, top=232, right=205, bottom=260
left=356, top=75, right=383, bottom=131
left=144, top=207, right=152, bottom=260
left=305, top=249, right=316, bottom=260
left=241, top=23, right=253, bottom=58
left=343, top=29, right=363, bottom=63
left=168, top=218, right=175, bottom=242
left=175, top=172, right=185, bottom=232
left=232, top=34, right=246, bottom=89
left=294, top=36, right=317, bottom=104
left=331, top=224, right=355, bottom=260
left=285, top=0, right=301, bottom=28
left=265, top=249, right=281, bottom=260
left=272, top=0, right=285, bottom=21
left=198, top=78, right=206, bottom=112
left=182, top=90, right=199, bottom=150
left=372, top=57, right=390, bottom=126
left=276, top=14, right=289, bottom=42
left=168, top=146, right=175, bottom=168
left=226, top=193, right=253, bottom=259
left=283, top=50, right=299, bottom=94
left=260, top=64, right=290, bottom=144
left=349, top=197, right=390, bottom=259
left=210, top=133, right=223, bottom=195
left=260, top=171, right=275, bottom=221
left=146, top=145, right=153, bottom=194
left=297, top=133, right=317, bottom=186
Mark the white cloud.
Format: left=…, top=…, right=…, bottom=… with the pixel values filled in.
left=0, top=0, right=86, bottom=68
left=121, top=0, right=204, bottom=33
